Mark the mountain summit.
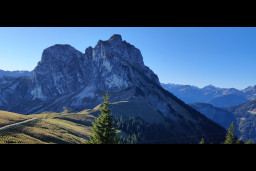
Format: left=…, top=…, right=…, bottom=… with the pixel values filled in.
left=0, top=34, right=160, bottom=113
left=0, top=34, right=226, bottom=143
left=108, top=34, right=123, bottom=42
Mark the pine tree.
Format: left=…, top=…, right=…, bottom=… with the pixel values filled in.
left=199, top=137, right=205, bottom=144
left=85, top=92, right=119, bottom=144
left=224, top=122, right=239, bottom=144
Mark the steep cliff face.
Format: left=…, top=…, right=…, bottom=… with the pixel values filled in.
left=31, top=44, right=85, bottom=99
left=0, top=35, right=161, bottom=113
left=0, top=34, right=226, bottom=143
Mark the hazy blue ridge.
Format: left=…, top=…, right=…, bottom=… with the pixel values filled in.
left=0, top=69, right=32, bottom=78
left=161, top=83, right=256, bottom=107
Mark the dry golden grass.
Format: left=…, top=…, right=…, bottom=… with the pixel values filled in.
left=1, top=100, right=155, bottom=144
left=0, top=115, right=92, bottom=144
left=29, top=112, right=62, bottom=119
left=0, top=110, right=31, bottom=127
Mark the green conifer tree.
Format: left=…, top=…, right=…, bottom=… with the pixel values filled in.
left=199, top=137, right=205, bottom=144
left=85, top=92, right=119, bottom=144
left=224, top=122, right=239, bottom=144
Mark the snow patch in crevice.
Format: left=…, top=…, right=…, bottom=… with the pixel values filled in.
left=31, top=86, right=45, bottom=100
left=248, top=110, right=256, bottom=115
left=77, top=86, right=96, bottom=99
left=105, top=74, right=128, bottom=89
left=102, top=59, right=112, bottom=72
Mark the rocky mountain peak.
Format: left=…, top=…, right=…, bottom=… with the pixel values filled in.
left=94, top=34, right=123, bottom=48
left=250, top=85, right=256, bottom=90
left=40, top=44, right=82, bottom=64
left=203, top=84, right=216, bottom=89
left=1, top=34, right=159, bottom=112
left=107, top=34, right=122, bottom=42
left=244, top=85, right=256, bottom=94
left=26, top=34, right=160, bottom=100
left=42, top=44, right=75, bottom=54
left=90, top=35, right=145, bottom=70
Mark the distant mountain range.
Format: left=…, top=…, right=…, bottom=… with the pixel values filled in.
left=161, top=83, right=256, bottom=107
left=0, top=69, right=31, bottom=78
left=190, top=100, right=256, bottom=142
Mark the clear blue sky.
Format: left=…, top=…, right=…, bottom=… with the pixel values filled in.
left=0, top=27, right=256, bottom=90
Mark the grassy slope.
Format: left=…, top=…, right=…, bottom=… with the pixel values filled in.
left=0, top=101, right=168, bottom=144
left=0, top=99, right=226, bottom=144
left=0, top=111, right=93, bottom=144
left=0, top=110, right=31, bottom=127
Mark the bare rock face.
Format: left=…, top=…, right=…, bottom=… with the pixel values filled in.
left=0, top=34, right=226, bottom=143
left=0, top=34, right=160, bottom=113
left=32, top=44, right=85, bottom=99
